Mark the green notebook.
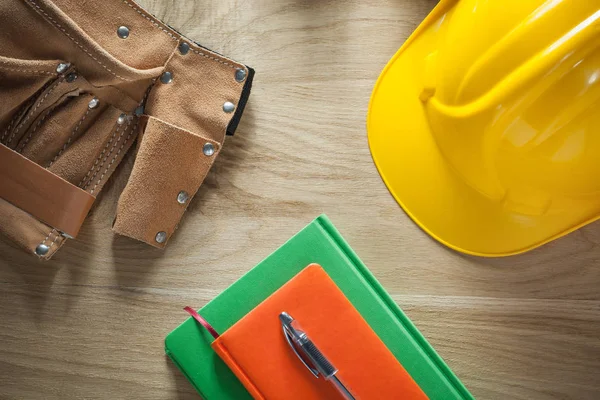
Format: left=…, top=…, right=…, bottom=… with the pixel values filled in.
left=165, top=215, right=473, bottom=399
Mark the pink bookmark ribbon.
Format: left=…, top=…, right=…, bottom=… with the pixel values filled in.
left=183, top=306, right=220, bottom=339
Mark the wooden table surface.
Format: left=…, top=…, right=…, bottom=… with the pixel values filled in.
left=2, top=0, right=600, bottom=399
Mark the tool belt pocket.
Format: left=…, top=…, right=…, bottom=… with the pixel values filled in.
left=0, top=55, right=63, bottom=146
left=113, top=116, right=221, bottom=248
left=0, top=57, right=140, bottom=240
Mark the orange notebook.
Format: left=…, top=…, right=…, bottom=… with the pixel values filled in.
left=211, top=264, right=428, bottom=399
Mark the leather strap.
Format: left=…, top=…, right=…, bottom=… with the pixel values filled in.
left=0, top=144, right=94, bottom=238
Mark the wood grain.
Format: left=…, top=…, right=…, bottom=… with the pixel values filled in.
left=1, top=0, right=600, bottom=399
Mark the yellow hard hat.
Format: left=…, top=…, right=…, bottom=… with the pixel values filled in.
left=367, top=0, right=600, bottom=256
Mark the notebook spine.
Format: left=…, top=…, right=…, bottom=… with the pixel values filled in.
left=212, top=339, right=266, bottom=400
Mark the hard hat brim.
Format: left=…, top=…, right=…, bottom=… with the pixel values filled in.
left=366, top=2, right=600, bottom=257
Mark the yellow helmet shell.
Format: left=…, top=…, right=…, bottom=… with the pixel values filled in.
left=367, top=0, right=600, bottom=256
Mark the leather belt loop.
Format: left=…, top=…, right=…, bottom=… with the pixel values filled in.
left=0, top=144, right=95, bottom=238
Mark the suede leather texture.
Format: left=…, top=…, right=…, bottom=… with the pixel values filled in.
left=0, top=0, right=252, bottom=258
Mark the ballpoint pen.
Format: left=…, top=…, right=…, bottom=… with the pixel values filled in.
left=279, top=311, right=356, bottom=400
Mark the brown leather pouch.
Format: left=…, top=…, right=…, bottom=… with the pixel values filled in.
left=0, top=0, right=254, bottom=259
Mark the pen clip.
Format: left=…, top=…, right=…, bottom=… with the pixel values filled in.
left=280, top=313, right=320, bottom=378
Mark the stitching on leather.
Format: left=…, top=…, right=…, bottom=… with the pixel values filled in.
left=80, top=85, right=149, bottom=191
left=0, top=64, right=56, bottom=76
left=40, top=230, right=54, bottom=247
left=87, top=119, right=129, bottom=192
left=120, top=1, right=239, bottom=69
left=48, top=230, right=61, bottom=248
left=80, top=121, right=124, bottom=189
left=2, top=80, right=52, bottom=144
left=0, top=109, right=21, bottom=144
left=7, top=76, right=63, bottom=145
left=48, top=107, right=91, bottom=167
left=5, top=79, right=55, bottom=145
left=16, top=106, right=54, bottom=153
left=25, top=0, right=132, bottom=81
left=121, top=0, right=178, bottom=41
left=190, top=49, right=237, bottom=69
left=90, top=118, right=137, bottom=194
left=38, top=229, right=60, bottom=258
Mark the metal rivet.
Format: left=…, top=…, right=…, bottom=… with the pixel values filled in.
left=179, top=42, right=190, bottom=55
left=117, top=26, right=130, bottom=39
left=177, top=191, right=189, bottom=204
left=134, top=105, right=144, bottom=116
left=88, top=97, right=99, bottom=109
left=117, top=113, right=127, bottom=124
left=56, top=63, right=70, bottom=74
left=35, top=244, right=49, bottom=256
left=160, top=71, right=173, bottom=84
left=235, top=68, right=246, bottom=82
left=155, top=231, right=167, bottom=244
left=203, top=143, right=215, bottom=156
left=223, top=101, right=235, bottom=113
left=66, top=73, right=78, bottom=82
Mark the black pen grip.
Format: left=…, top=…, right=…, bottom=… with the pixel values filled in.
left=300, top=339, right=337, bottom=378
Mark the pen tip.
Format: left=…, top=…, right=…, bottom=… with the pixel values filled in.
left=279, top=311, right=293, bottom=324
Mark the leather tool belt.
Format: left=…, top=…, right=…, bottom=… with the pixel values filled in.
left=0, top=0, right=254, bottom=259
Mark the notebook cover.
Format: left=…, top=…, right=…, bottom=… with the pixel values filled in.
left=212, top=264, right=428, bottom=399
left=165, top=215, right=474, bottom=400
